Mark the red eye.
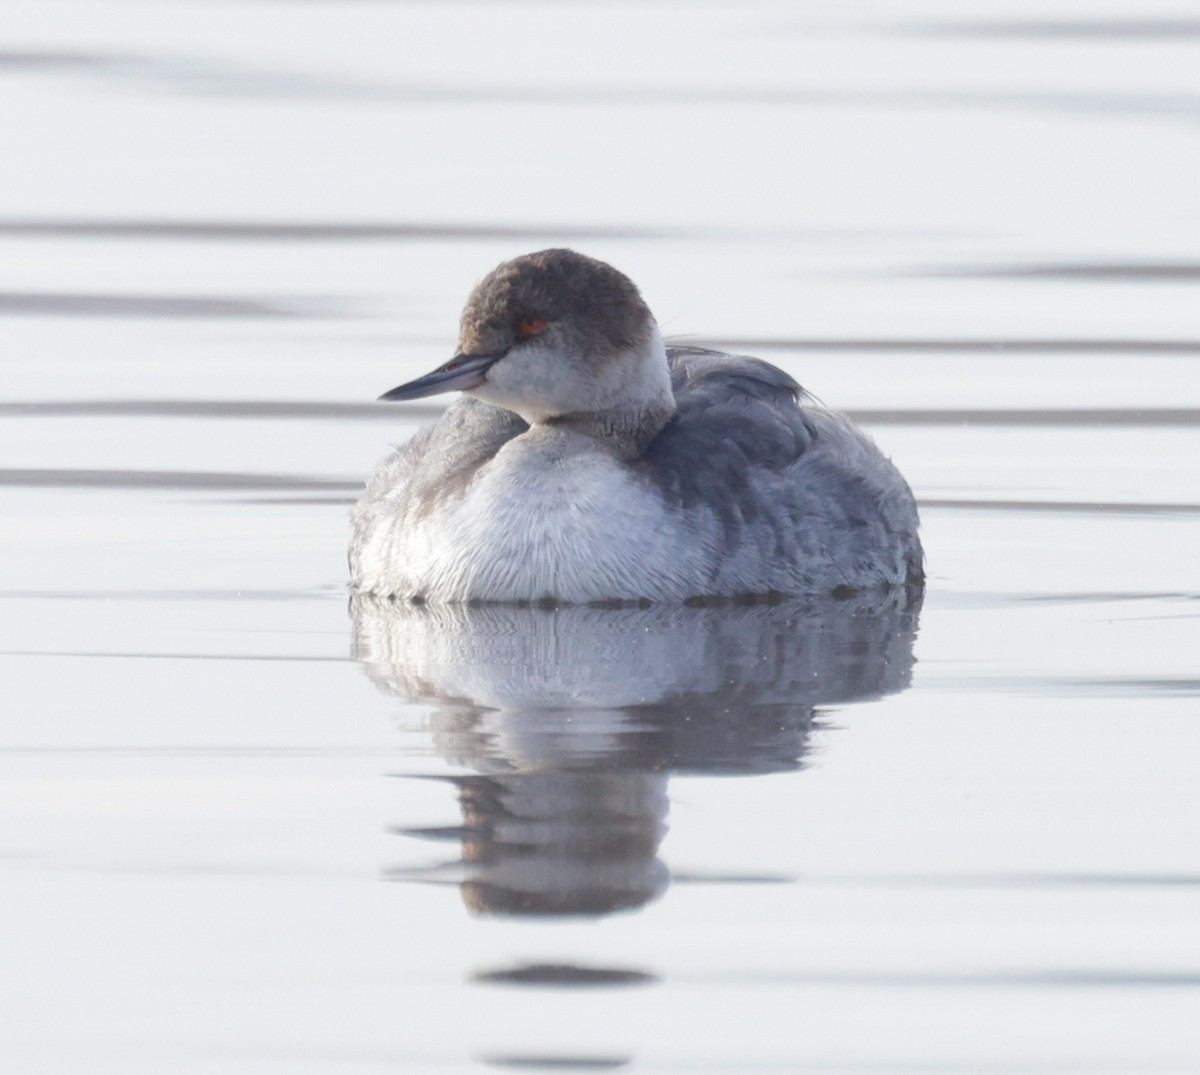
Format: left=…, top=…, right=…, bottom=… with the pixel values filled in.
left=517, top=316, right=547, bottom=337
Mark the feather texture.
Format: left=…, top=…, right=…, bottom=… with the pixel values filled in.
left=351, top=346, right=922, bottom=602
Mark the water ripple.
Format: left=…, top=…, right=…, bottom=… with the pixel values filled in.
left=929, top=261, right=1200, bottom=282
left=922, top=498, right=1200, bottom=516
left=0, top=468, right=357, bottom=492
left=696, top=336, right=1200, bottom=355
left=0, top=291, right=344, bottom=319
left=0, top=217, right=665, bottom=243
left=906, top=18, right=1200, bottom=39
left=472, top=964, right=656, bottom=988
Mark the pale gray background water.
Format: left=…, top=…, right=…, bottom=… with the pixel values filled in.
left=2, top=1, right=1198, bottom=1072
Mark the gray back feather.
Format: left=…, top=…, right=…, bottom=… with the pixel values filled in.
left=644, top=346, right=921, bottom=589
left=640, top=346, right=815, bottom=506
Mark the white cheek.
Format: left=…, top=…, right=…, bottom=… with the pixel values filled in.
left=592, top=325, right=671, bottom=407
left=471, top=345, right=576, bottom=421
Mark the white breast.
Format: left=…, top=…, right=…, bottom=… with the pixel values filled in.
left=353, top=431, right=710, bottom=602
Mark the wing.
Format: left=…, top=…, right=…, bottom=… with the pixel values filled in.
left=644, top=346, right=922, bottom=590
left=641, top=346, right=817, bottom=508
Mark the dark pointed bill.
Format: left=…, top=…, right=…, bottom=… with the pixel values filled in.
left=378, top=351, right=505, bottom=402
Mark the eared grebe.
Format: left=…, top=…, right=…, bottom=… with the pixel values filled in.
left=350, top=249, right=922, bottom=603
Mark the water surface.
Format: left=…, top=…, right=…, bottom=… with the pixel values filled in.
left=2, top=2, right=1198, bottom=1072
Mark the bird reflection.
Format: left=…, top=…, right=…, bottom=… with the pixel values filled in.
left=352, top=590, right=922, bottom=918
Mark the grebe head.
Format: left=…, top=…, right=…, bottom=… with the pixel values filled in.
left=379, top=249, right=673, bottom=429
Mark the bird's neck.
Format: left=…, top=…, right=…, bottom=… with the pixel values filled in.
left=543, top=327, right=675, bottom=460
left=546, top=399, right=673, bottom=460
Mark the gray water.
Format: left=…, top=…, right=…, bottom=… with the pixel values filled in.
left=3, top=2, right=1199, bottom=1072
